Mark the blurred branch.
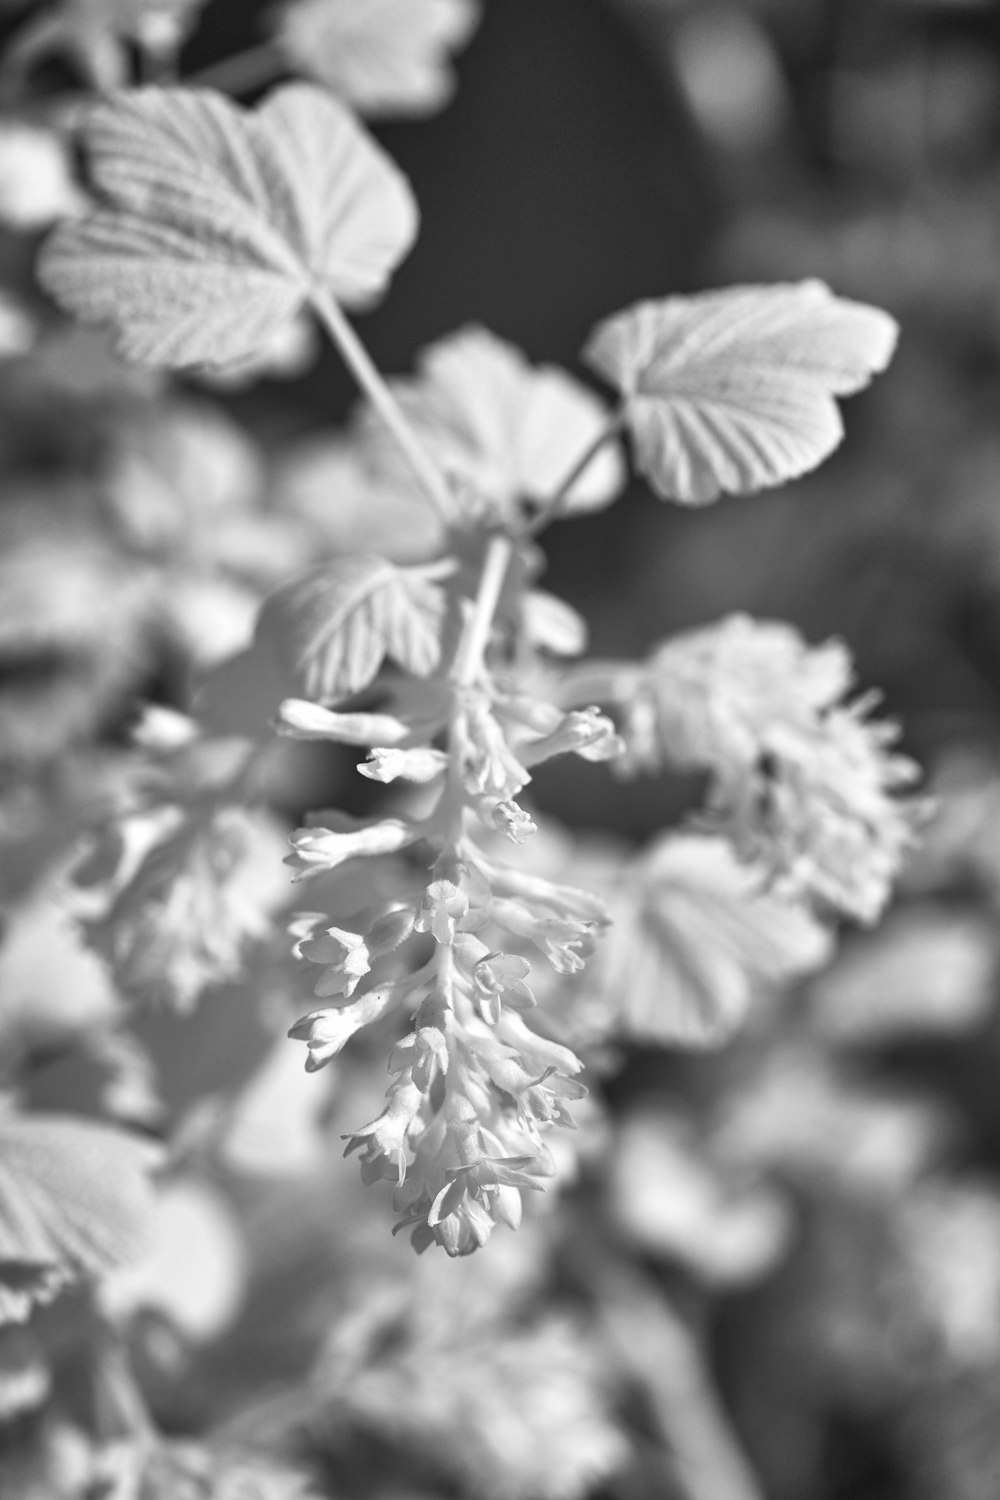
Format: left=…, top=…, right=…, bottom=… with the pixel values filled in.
left=568, top=1227, right=766, bottom=1500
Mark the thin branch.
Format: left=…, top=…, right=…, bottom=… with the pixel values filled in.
left=311, top=289, right=454, bottom=523
left=600, top=1281, right=765, bottom=1500
left=566, top=1229, right=766, bottom=1500
left=184, top=39, right=285, bottom=95
left=527, top=405, right=625, bottom=535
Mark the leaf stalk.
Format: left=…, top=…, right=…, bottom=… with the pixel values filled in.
left=527, top=405, right=625, bottom=535
left=311, top=289, right=454, bottom=523
left=184, top=39, right=284, bottom=95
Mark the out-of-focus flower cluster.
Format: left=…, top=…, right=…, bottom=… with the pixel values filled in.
left=567, top=613, right=924, bottom=923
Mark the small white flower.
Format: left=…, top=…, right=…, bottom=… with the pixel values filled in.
left=288, top=990, right=395, bottom=1071
left=358, top=746, right=448, bottom=783
left=473, top=952, right=535, bottom=1024
left=285, top=817, right=416, bottom=879
left=276, top=698, right=411, bottom=745
left=518, top=706, right=624, bottom=767
left=295, top=923, right=371, bottom=997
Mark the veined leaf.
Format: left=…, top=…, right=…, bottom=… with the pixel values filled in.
left=603, top=835, right=831, bottom=1048
left=38, top=83, right=418, bottom=368
left=256, top=555, right=445, bottom=702
left=275, top=0, right=481, bottom=118
left=0, top=1111, right=159, bottom=1323
left=585, top=280, right=898, bottom=504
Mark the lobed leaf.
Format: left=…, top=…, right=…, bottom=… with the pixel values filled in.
left=604, top=835, right=832, bottom=1048
left=38, top=83, right=418, bottom=368
left=0, top=1111, right=159, bottom=1323
left=256, top=555, right=445, bottom=702
left=585, top=280, right=898, bottom=504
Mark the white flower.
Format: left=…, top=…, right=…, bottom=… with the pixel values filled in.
left=517, top=706, right=624, bottom=767
left=358, top=746, right=449, bottom=783
left=294, top=923, right=371, bottom=997
left=285, top=816, right=416, bottom=879
left=343, top=1077, right=425, bottom=1183
left=473, top=952, right=535, bottom=1024
left=414, top=879, right=472, bottom=945
left=288, top=990, right=396, bottom=1071
left=276, top=698, right=412, bottom=745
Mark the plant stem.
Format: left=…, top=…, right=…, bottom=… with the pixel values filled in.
left=93, top=1328, right=156, bottom=1442
left=527, top=406, right=625, bottom=535
left=565, top=1228, right=765, bottom=1500
left=184, top=39, right=284, bottom=95
left=311, top=289, right=453, bottom=522
left=603, top=1289, right=765, bottom=1500
left=452, top=533, right=514, bottom=688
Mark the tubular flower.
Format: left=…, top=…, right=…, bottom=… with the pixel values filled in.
left=285, top=815, right=418, bottom=879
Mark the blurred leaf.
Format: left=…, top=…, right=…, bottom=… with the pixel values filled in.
left=585, top=280, right=897, bottom=503
left=0, top=881, right=121, bottom=1056
left=610, top=1107, right=793, bottom=1286
left=0, top=1324, right=48, bottom=1422
left=600, top=834, right=832, bottom=1047
left=275, top=435, right=446, bottom=564
left=39, top=84, right=418, bottom=368
left=521, top=590, right=588, bottom=657
left=717, top=1046, right=952, bottom=1191
left=810, top=906, right=998, bottom=1044
left=367, top=324, right=625, bottom=521
left=256, top=556, right=445, bottom=702
left=102, top=1176, right=247, bottom=1342
left=90, top=1440, right=318, bottom=1499
left=275, top=0, right=481, bottom=118
left=0, top=1110, right=159, bottom=1323
left=900, top=1179, right=1000, bottom=1368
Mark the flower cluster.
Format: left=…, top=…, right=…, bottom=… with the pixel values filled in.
left=580, top=614, right=923, bottom=923
left=285, top=669, right=620, bottom=1254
